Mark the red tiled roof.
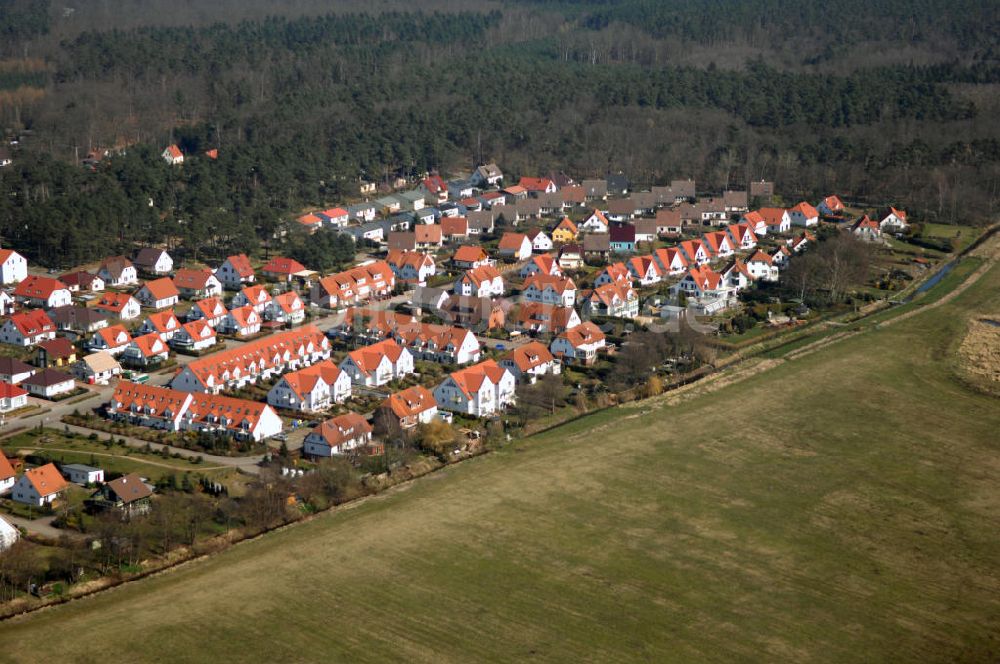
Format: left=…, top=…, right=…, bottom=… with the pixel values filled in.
left=261, top=256, right=308, bottom=275
left=140, top=277, right=179, bottom=301
left=23, top=463, right=68, bottom=498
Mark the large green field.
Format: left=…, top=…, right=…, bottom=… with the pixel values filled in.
left=2, top=258, right=999, bottom=662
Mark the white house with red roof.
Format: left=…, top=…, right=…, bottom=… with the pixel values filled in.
left=702, top=231, right=735, bottom=259
left=527, top=228, right=553, bottom=252
left=739, top=210, right=769, bottom=236
left=170, top=320, right=217, bottom=351
left=13, top=275, right=72, bottom=309
left=134, top=277, right=180, bottom=310
left=522, top=274, right=577, bottom=307
left=434, top=359, right=516, bottom=417
left=162, top=144, right=184, bottom=165
left=627, top=255, right=661, bottom=286
left=0, top=291, right=12, bottom=317
left=381, top=385, right=439, bottom=430
left=672, top=265, right=731, bottom=300
left=187, top=297, right=228, bottom=327
left=231, top=284, right=272, bottom=314
left=122, top=333, right=170, bottom=366
left=219, top=305, right=262, bottom=337
left=652, top=247, right=687, bottom=276
left=387, top=249, right=436, bottom=285
left=12, top=463, right=68, bottom=506
left=498, top=232, right=533, bottom=261
left=0, top=310, right=56, bottom=346
left=549, top=321, right=605, bottom=365
left=516, top=303, right=581, bottom=335
left=0, top=249, right=27, bottom=284
left=139, top=310, right=182, bottom=342
left=261, top=256, right=309, bottom=283
left=851, top=215, right=882, bottom=242
left=339, top=339, right=414, bottom=387
left=173, top=268, right=223, bottom=300
left=420, top=174, right=450, bottom=204
left=267, top=359, right=350, bottom=412
left=319, top=207, right=350, bottom=228
left=265, top=291, right=306, bottom=324
left=757, top=208, right=792, bottom=233
left=581, top=283, right=639, bottom=319
left=594, top=262, right=633, bottom=288
left=817, top=195, right=845, bottom=217
left=452, top=245, right=491, bottom=270
left=499, top=341, right=561, bottom=384
left=788, top=202, right=820, bottom=227
left=88, top=325, right=131, bottom=355
left=215, top=254, right=256, bottom=289
left=879, top=207, right=909, bottom=232
left=745, top=250, right=779, bottom=282
left=725, top=223, right=758, bottom=251
left=454, top=265, right=504, bottom=298
left=0, top=382, right=29, bottom=414
left=771, top=245, right=792, bottom=268
left=0, top=451, right=16, bottom=494
left=579, top=208, right=610, bottom=233
left=303, top=413, right=373, bottom=457
left=93, top=292, right=141, bottom=320
left=520, top=254, right=562, bottom=279
left=677, top=239, right=710, bottom=266
left=309, top=261, right=395, bottom=310
left=517, top=176, right=556, bottom=194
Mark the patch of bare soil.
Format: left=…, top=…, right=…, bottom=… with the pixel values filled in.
left=956, top=317, right=1000, bottom=396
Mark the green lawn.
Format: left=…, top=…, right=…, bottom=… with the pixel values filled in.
left=2, top=259, right=999, bottom=662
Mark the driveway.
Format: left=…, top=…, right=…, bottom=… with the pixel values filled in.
left=2, top=513, right=84, bottom=541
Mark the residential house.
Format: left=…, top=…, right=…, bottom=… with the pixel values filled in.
left=35, top=337, right=77, bottom=368
left=219, top=305, right=262, bottom=337
left=580, top=208, right=610, bottom=233
left=98, top=256, right=139, bottom=287
left=0, top=517, right=15, bottom=549
left=759, top=208, right=792, bottom=233
left=550, top=321, right=606, bottom=365
left=381, top=385, right=439, bottom=430
left=72, top=351, right=122, bottom=385
left=789, top=231, right=815, bottom=253
left=749, top=180, right=774, bottom=201
left=723, top=190, right=749, bottom=213
left=122, top=333, right=170, bottom=367
left=818, top=195, right=846, bottom=217
left=88, top=473, right=153, bottom=517
left=702, top=231, right=735, bottom=260
left=518, top=176, right=556, bottom=194
left=652, top=247, right=688, bottom=276
left=634, top=219, right=659, bottom=244
left=594, top=262, right=632, bottom=288
left=88, top=325, right=132, bottom=356
left=471, top=163, right=503, bottom=188
left=392, top=322, right=482, bottom=365
left=162, top=144, right=184, bottom=165
left=398, top=190, right=426, bottom=211
left=387, top=231, right=417, bottom=252
left=552, top=217, right=579, bottom=244
left=726, top=223, right=758, bottom=251
left=387, top=250, right=436, bottom=285
left=851, top=215, right=882, bottom=241
left=522, top=274, right=577, bottom=307
left=434, top=359, right=516, bottom=417
left=609, top=223, right=637, bottom=253
left=309, top=261, right=395, bottom=310
left=771, top=245, right=792, bottom=268
left=0, top=310, right=57, bottom=346
left=134, top=277, right=180, bottom=310
left=49, top=306, right=108, bottom=336
left=467, top=210, right=496, bottom=235
left=215, top=254, right=256, bottom=289
left=556, top=244, right=584, bottom=270
left=0, top=357, right=36, bottom=384
left=339, top=339, right=414, bottom=387
left=677, top=239, right=710, bottom=266
left=265, top=291, right=306, bottom=324
left=581, top=179, right=608, bottom=200
left=607, top=198, right=638, bottom=222
left=740, top=211, right=768, bottom=237
left=439, top=295, right=507, bottom=330
left=133, top=248, right=174, bottom=275
left=527, top=228, right=553, bottom=253
left=0, top=382, right=29, bottom=413
left=12, top=463, right=68, bottom=507
left=788, top=202, right=820, bottom=227
left=13, top=275, right=72, bottom=309
left=721, top=260, right=755, bottom=292
left=420, top=174, right=449, bottom=204
left=187, top=297, right=229, bottom=327
left=745, top=250, right=779, bottom=282
left=0, top=249, right=27, bottom=284
left=231, top=284, right=272, bottom=314
left=515, top=302, right=581, bottom=335
left=21, top=368, right=76, bottom=398
left=581, top=283, right=639, bottom=319
left=318, top=207, right=350, bottom=228
left=655, top=209, right=683, bottom=236
left=500, top=341, right=561, bottom=384
left=267, top=359, right=351, bottom=412
left=498, top=232, right=533, bottom=261
left=582, top=234, right=611, bottom=259
left=627, top=255, right=661, bottom=286
left=879, top=207, right=909, bottom=232
left=61, top=464, right=105, bottom=485
left=170, top=320, right=218, bottom=351
left=260, top=256, right=309, bottom=284
left=297, top=213, right=324, bottom=233
left=139, top=309, right=182, bottom=341
left=303, top=413, right=374, bottom=458
left=520, top=254, right=562, bottom=279
left=348, top=202, right=378, bottom=223
left=173, top=268, right=223, bottom=300
left=452, top=245, right=491, bottom=270
left=93, top=292, right=141, bottom=320
left=454, top=265, right=504, bottom=298
left=58, top=271, right=104, bottom=293
left=414, top=224, right=444, bottom=249
left=670, top=178, right=696, bottom=200
left=440, top=216, right=469, bottom=242
left=606, top=173, right=628, bottom=196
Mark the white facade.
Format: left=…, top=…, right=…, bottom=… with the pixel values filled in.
left=434, top=368, right=516, bottom=418
left=0, top=251, right=27, bottom=284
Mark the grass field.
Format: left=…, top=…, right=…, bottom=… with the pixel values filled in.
left=2, top=262, right=999, bottom=662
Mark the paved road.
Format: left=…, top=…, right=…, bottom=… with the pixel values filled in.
left=2, top=513, right=84, bottom=541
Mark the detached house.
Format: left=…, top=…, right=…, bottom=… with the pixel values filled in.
left=134, top=277, right=180, bottom=309
left=122, top=333, right=170, bottom=367
left=609, top=224, right=637, bottom=253
left=261, top=256, right=309, bottom=284
left=452, top=245, right=491, bottom=270
left=13, top=275, right=72, bottom=309
left=265, top=291, right=306, bottom=324
left=187, top=297, right=229, bottom=327
left=580, top=208, right=610, bottom=233
left=93, top=292, right=141, bottom=320
left=173, top=269, right=223, bottom=300
left=267, top=359, right=351, bottom=412
left=818, top=195, right=845, bottom=217
left=219, top=305, right=262, bottom=337
left=22, top=369, right=76, bottom=399
left=0, top=357, right=35, bottom=384
left=472, top=163, right=504, bottom=188
left=498, top=232, right=533, bottom=261
left=170, top=320, right=217, bottom=351
left=381, top=385, right=439, bottom=430
left=59, top=271, right=104, bottom=293
left=759, top=207, right=792, bottom=233
left=879, top=207, right=909, bottom=232
left=12, top=463, right=68, bottom=507
left=522, top=274, right=577, bottom=307
left=339, top=339, right=414, bottom=387
left=231, top=284, right=272, bottom=314
left=434, top=359, right=516, bottom=418
left=594, top=262, right=633, bottom=288
left=303, top=413, right=374, bottom=458
left=515, top=302, right=581, bottom=335
left=627, top=255, right=661, bottom=286
left=745, top=250, right=779, bottom=282
left=98, top=256, right=139, bottom=287
left=0, top=249, right=27, bottom=284
left=652, top=247, right=688, bottom=276
left=0, top=382, right=29, bottom=414
left=88, top=325, right=132, bottom=356
left=788, top=202, right=820, bottom=227
left=162, top=144, right=184, bottom=165
left=139, top=310, right=182, bottom=341
left=552, top=217, right=579, bottom=244
left=550, top=321, right=606, bottom=365
left=557, top=244, right=584, bottom=270
left=0, top=310, right=57, bottom=346
left=387, top=250, right=436, bottom=285
left=851, top=215, right=882, bottom=241
left=726, top=223, right=758, bottom=251
left=72, top=351, right=123, bottom=385
left=527, top=228, right=553, bottom=253
left=420, top=174, right=450, bottom=204
left=454, top=265, right=504, bottom=298
left=133, top=248, right=174, bottom=275
left=702, top=231, right=735, bottom=260
left=520, top=254, right=562, bottom=279
left=500, top=341, right=561, bottom=384
left=581, top=283, right=639, bottom=319
left=215, top=254, right=256, bottom=289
